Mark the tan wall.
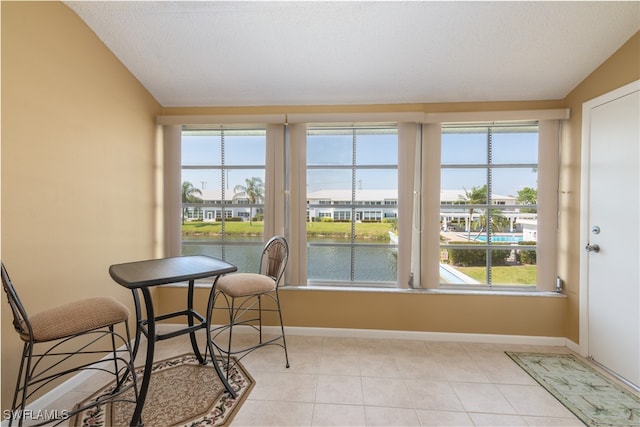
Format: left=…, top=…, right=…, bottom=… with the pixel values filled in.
left=1, top=1, right=160, bottom=412
left=159, top=287, right=566, bottom=337
left=560, top=31, right=640, bottom=343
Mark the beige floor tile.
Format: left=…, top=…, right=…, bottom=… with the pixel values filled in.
left=415, top=409, right=474, bottom=426
left=286, top=335, right=325, bottom=352
left=315, top=375, right=363, bottom=405
left=467, top=412, right=528, bottom=426
left=451, top=382, right=518, bottom=414
left=266, top=347, right=322, bottom=374
left=230, top=399, right=314, bottom=426
left=425, top=342, right=472, bottom=361
left=435, top=359, right=491, bottom=383
left=405, top=380, right=466, bottom=412
left=248, top=371, right=318, bottom=402
left=361, top=377, right=413, bottom=408
left=358, top=338, right=427, bottom=357
left=396, top=355, right=450, bottom=381
left=365, top=406, right=421, bottom=426
left=19, top=332, right=620, bottom=427
left=238, top=344, right=290, bottom=372
left=322, top=336, right=361, bottom=355
left=318, top=352, right=361, bottom=376
left=474, top=357, right=539, bottom=385
left=312, top=403, right=366, bottom=426
left=358, top=353, right=403, bottom=378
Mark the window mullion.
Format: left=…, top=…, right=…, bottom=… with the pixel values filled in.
left=351, top=128, right=357, bottom=281
left=486, top=126, right=493, bottom=285
left=220, top=130, right=227, bottom=257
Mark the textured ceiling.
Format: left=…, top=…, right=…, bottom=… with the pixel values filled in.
left=65, top=1, right=639, bottom=107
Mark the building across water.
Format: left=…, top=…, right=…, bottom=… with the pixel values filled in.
left=184, top=188, right=537, bottom=240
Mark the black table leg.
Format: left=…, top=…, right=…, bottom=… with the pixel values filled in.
left=130, top=288, right=155, bottom=427
left=130, top=289, right=143, bottom=361
left=186, top=279, right=205, bottom=364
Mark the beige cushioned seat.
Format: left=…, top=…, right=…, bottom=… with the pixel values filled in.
left=216, top=273, right=276, bottom=298
left=25, top=296, right=130, bottom=342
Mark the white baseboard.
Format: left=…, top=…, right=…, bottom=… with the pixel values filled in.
left=166, top=323, right=568, bottom=347
left=275, top=325, right=568, bottom=347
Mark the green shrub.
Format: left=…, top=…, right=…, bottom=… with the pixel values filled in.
left=518, top=241, right=537, bottom=265
left=447, top=242, right=511, bottom=267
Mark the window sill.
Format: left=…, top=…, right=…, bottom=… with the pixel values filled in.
left=160, top=281, right=565, bottom=298
left=280, top=284, right=565, bottom=298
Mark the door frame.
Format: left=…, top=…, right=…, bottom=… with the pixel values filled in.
left=579, top=79, right=640, bottom=357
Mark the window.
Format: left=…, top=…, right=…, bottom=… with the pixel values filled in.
left=439, top=123, right=539, bottom=288
left=306, top=126, right=398, bottom=286
left=164, top=111, right=561, bottom=291
left=181, top=127, right=266, bottom=272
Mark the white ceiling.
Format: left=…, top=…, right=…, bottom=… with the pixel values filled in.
left=65, top=1, right=639, bottom=108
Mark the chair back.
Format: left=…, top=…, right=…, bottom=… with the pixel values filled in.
left=1, top=263, right=33, bottom=340
left=260, top=236, right=288, bottom=287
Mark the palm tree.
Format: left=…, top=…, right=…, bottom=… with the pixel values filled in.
left=477, top=209, right=509, bottom=234
left=233, top=177, right=264, bottom=225
left=459, top=185, right=487, bottom=240
left=181, top=181, right=202, bottom=224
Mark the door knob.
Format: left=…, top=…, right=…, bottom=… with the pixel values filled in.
left=585, top=244, right=600, bottom=253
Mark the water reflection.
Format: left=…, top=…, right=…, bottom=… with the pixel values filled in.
left=182, top=236, right=397, bottom=283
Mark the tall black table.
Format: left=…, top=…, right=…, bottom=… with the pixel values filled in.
left=109, top=255, right=237, bottom=426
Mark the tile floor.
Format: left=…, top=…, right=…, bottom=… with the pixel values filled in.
left=26, top=326, right=596, bottom=426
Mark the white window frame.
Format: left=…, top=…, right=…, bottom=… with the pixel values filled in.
left=159, top=109, right=566, bottom=292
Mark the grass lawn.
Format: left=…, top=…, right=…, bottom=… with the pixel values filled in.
left=306, top=221, right=393, bottom=240
left=456, top=265, right=537, bottom=285
left=182, top=221, right=264, bottom=235
left=183, top=221, right=394, bottom=240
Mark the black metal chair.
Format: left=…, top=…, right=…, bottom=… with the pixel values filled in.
left=208, top=236, right=290, bottom=376
left=1, top=262, right=138, bottom=427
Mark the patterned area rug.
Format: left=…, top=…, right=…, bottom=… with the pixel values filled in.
left=506, top=352, right=640, bottom=426
left=71, top=354, right=254, bottom=427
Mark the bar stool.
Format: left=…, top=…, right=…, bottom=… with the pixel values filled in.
left=1, top=262, right=137, bottom=427
left=208, top=236, right=290, bottom=376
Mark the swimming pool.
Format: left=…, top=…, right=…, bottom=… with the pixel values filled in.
left=459, top=234, right=524, bottom=243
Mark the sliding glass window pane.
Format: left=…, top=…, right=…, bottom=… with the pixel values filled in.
left=492, top=168, right=538, bottom=202
left=442, top=129, right=487, bottom=165
left=356, top=169, right=397, bottom=191
left=182, top=169, right=222, bottom=193
left=356, top=131, right=398, bottom=165
left=440, top=123, right=539, bottom=289
left=307, top=130, right=352, bottom=166
left=182, top=133, right=221, bottom=165
left=307, top=169, right=351, bottom=193
left=491, top=127, right=538, bottom=164
left=307, top=242, right=351, bottom=282
left=439, top=262, right=486, bottom=286
left=440, top=169, right=487, bottom=198
left=224, top=130, right=267, bottom=166
left=181, top=128, right=266, bottom=260
left=306, top=126, right=398, bottom=287
left=353, top=245, right=397, bottom=283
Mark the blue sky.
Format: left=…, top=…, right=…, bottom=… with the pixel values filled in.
left=182, top=128, right=538, bottom=197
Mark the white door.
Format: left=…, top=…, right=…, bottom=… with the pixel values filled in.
left=581, top=81, right=640, bottom=387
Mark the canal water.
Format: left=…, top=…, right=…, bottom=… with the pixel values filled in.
left=182, top=236, right=397, bottom=283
